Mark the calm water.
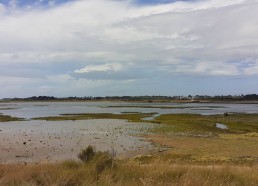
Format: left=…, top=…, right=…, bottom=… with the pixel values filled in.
left=0, top=101, right=258, bottom=119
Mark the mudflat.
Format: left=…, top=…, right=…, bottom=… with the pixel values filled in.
left=0, top=119, right=154, bottom=164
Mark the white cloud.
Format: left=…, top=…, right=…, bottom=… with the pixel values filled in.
left=74, top=63, right=123, bottom=73
left=47, top=74, right=74, bottom=83
left=1, top=0, right=257, bottom=72
left=185, top=62, right=240, bottom=76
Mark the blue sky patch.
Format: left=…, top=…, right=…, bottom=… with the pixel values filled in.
left=1, top=0, right=194, bottom=8
left=1, top=0, right=72, bottom=8
left=134, top=0, right=193, bottom=5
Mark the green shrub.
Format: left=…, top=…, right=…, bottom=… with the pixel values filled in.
left=224, top=112, right=229, bottom=116
left=78, top=145, right=114, bottom=173
left=78, top=145, right=96, bottom=163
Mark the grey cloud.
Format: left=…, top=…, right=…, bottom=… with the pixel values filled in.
left=0, top=0, right=258, bottom=97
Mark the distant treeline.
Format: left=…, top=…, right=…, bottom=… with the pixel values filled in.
left=1, top=94, right=258, bottom=102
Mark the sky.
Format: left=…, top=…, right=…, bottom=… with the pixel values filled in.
left=0, top=0, right=258, bottom=98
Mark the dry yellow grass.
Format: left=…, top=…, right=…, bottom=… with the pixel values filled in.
left=144, top=133, right=258, bottom=164
left=1, top=160, right=258, bottom=186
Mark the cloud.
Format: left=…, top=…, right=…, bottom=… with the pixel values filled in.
left=0, top=0, right=258, bottom=97
left=242, top=59, right=258, bottom=75
left=74, top=63, right=123, bottom=73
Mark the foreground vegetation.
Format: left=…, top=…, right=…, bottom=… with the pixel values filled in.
left=1, top=153, right=258, bottom=185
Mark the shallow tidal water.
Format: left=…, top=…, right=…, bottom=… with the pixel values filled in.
left=1, top=101, right=258, bottom=119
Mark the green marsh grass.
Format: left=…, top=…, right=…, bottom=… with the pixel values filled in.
left=33, top=112, right=157, bottom=123
left=153, top=113, right=258, bottom=135
left=0, top=114, right=24, bottom=122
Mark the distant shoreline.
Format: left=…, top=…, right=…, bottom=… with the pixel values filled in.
left=1, top=94, right=258, bottom=104
left=1, top=99, right=258, bottom=104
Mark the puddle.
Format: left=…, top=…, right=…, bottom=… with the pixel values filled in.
left=142, top=113, right=161, bottom=121
left=216, top=123, right=229, bottom=129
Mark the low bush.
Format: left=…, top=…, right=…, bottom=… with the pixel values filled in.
left=78, top=145, right=96, bottom=163
left=78, top=145, right=114, bottom=173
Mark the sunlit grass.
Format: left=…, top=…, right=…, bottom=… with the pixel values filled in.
left=33, top=112, right=157, bottom=123
left=138, top=113, right=258, bottom=167
left=153, top=113, right=258, bottom=135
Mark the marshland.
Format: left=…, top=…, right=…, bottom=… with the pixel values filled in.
left=1, top=101, right=258, bottom=185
